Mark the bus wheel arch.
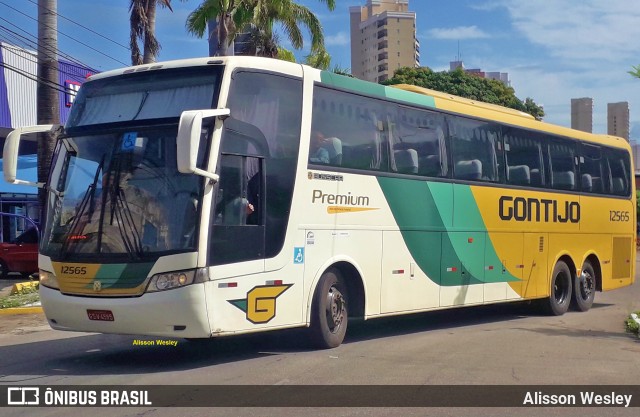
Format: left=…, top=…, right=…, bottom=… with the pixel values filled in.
left=572, top=254, right=600, bottom=312
left=308, top=261, right=366, bottom=349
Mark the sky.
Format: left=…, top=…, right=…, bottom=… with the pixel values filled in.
left=1, top=0, right=639, bottom=138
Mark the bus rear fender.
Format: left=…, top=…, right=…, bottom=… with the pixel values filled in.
left=581, top=252, right=603, bottom=292
left=305, top=257, right=367, bottom=325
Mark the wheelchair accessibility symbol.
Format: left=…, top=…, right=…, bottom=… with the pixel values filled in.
left=293, top=247, right=304, bottom=264
left=121, top=132, right=137, bottom=151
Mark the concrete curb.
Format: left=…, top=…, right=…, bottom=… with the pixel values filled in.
left=10, top=281, right=39, bottom=295
left=0, top=306, right=43, bottom=315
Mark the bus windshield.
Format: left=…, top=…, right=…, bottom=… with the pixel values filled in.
left=42, top=129, right=202, bottom=260
left=39, top=66, right=222, bottom=261
left=67, top=66, right=220, bottom=127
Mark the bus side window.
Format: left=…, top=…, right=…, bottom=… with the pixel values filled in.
left=579, top=144, right=605, bottom=194
left=549, top=141, right=577, bottom=191
left=504, top=130, right=544, bottom=187
left=448, top=115, right=499, bottom=182
left=606, top=148, right=631, bottom=196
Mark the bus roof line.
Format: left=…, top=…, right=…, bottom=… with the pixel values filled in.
left=391, top=84, right=536, bottom=120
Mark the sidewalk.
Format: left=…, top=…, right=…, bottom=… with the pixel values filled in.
left=0, top=277, right=47, bottom=334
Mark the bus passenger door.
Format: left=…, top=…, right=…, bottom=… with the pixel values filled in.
left=209, top=154, right=265, bottom=274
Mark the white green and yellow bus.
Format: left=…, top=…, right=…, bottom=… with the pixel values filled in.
left=3, top=57, right=635, bottom=348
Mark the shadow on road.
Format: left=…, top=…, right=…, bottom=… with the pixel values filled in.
left=0, top=299, right=590, bottom=378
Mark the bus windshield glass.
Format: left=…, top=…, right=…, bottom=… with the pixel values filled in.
left=42, top=129, right=203, bottom=260
left=67, top=66, right=220, bottom=127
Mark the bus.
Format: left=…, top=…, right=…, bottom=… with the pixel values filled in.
left=3, top=56, right=635, bottom=348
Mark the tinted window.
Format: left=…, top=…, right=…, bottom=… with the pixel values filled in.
left=606, top=147, right=631, bottom=196
left=311, top=86, right=388, bottom=171
left=448, top=116, right=500, bottom=182
left=504, top=129, right=544, bottom=187
left=549, top=140, right=577, bottom=191
left=579, top=144, right=607, bottom=194
left=393, top=106, right=448, bottom=177
left=223, top=71, right=303, bottom=259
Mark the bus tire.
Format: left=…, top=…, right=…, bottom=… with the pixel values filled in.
left=310, top=268, right=348, bottom=349
left=572, top=261, right=595, bottom=312
left=544, top=260, right=572, bottom=316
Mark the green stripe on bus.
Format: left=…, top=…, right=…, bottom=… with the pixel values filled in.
left=94, top=262, right=154, bottom=288
left=377, top=177, right=518, bottom=286
left=319, top=71, right=436, bottom=108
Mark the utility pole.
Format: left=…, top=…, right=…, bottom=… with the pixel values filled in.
left=37, top=0, right=60, bottom=216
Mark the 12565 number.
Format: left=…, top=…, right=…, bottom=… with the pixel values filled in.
left=609, top=211, right=630, bottom=222
left=61, top=265, right=87, bottom=275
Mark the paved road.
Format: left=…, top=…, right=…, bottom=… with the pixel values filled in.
left=0, top=264, right=639, bottom=417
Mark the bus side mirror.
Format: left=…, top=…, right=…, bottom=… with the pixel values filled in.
left=176, top=108, right=230, bottom=182
left=3, top=124, right=59, bottom=187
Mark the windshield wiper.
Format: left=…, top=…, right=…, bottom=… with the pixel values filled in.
left=61, top=156, right=104, bottom=255
left=110, top=183, right=144, bottom=258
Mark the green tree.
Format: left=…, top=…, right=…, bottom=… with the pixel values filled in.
left=383, top=67, right=545, bottom=120
left=304, top=48, right=331, bottom=70
left=129, top=0, right=177, bottom=65
left=277, top=47, right=296, bottom=63
left=186, top=0, right=335, bottom=57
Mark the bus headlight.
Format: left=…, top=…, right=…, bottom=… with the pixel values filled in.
left=39, top=269, right=59, bottom=290
left=146, top=270, right=196, bottom=293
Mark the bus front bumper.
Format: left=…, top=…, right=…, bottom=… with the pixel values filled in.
left=39, top=284, right=212, bottom=338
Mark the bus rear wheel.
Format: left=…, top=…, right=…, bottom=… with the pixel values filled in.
left=543, top=260, right=572, bottom=316
left=572, top=261, right=595, bottom=312
left=310, top=268, right=348, bottom=349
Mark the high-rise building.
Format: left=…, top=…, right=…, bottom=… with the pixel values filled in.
left=350, top=0, right=419, bottom=83
left=571, top=98, right=593, bottom=133
left=607, top=102, right=630, bottom=141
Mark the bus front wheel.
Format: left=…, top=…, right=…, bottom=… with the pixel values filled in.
left=572, top=261, right=595, bottom=312
left=310, top=268, right=348, bottom=349
left=544, top=260, right=572, bottom=316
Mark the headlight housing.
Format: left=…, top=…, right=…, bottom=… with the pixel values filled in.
left=39, top=269, right=59, bottom=290
left=146, top=269, right=205, bottom=293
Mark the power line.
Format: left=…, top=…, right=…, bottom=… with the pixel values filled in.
left=0, top=0, right=128, bottom=66
left=0, top=61, right=70, bottom=96
left=0, top=41, right=94, bottom=83
left=23, top=0, right=130, bottom=51
left=0, top=20, right=95, bottom=72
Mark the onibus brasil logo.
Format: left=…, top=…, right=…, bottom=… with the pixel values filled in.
left=228, top=284, right=292, bottom=324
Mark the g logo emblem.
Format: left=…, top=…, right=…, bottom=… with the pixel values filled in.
left=93, top=280, right=102, bottom=292
left=228, top=284, right=292, bottom=324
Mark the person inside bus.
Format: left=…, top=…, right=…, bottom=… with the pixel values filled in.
left=309, top=130, right=330, bottom=164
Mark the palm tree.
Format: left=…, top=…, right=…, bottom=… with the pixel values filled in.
left=129, top=0, right=176, bottom=65
left=243, top=25, right=279, bottom=58
left=186, top=0, right=335, bottom=57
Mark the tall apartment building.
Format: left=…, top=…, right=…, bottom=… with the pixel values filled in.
left=607, top=102, right=630, bottom=141
left=350, top=0, right=419, bottom=83
left=571, top=97, right=593, bottom=133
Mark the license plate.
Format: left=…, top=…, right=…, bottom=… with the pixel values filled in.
left=87, top=309, right=114, bottom=321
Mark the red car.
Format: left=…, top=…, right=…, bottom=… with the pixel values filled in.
left=0, top=228, right=38, bottom=278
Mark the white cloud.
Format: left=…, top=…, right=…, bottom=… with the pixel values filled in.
left=325, top=32, right=350, bottom=46
left=501, top=0, right=640, bottom=63
left=427, top=26, right=491, bottom=40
